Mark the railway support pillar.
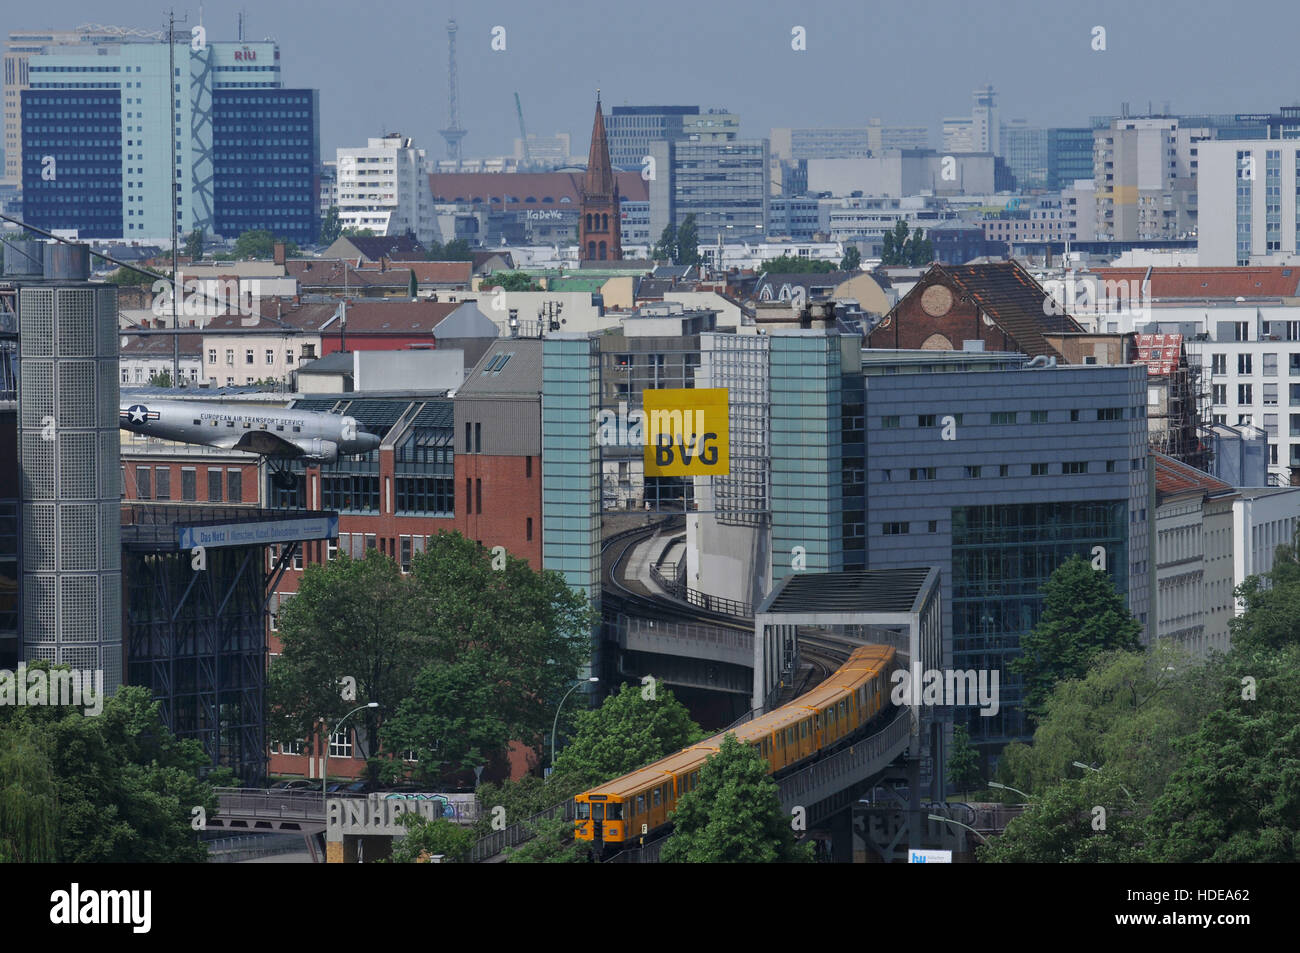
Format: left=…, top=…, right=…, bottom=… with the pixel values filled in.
left=827, top=807, right=854, bottom=863
left=907, top=753, right=922, bottom=850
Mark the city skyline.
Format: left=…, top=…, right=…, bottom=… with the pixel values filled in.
left=11, top=0, right=1300, bottom=160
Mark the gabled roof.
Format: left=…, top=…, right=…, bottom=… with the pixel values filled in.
left=321, top=234, right=428, bottom=261
left=432, top=302, right=500, bottom=339
left=920, top=261, right=1082, bottom=358
left=1153, top=451, right=1234, bottom=502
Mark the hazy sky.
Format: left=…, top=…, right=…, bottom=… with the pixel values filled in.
left=22, top=0, right=1300, bottom=160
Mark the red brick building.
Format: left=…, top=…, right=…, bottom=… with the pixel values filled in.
left=579, top=94, right=623, bottom=262
left=867, top=260, right=1083, bottom=359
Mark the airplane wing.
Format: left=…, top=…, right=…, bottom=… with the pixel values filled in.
left=227, top=429, right=308, bottom=458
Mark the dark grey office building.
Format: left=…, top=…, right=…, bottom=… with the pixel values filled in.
left=604, top=105, right=700, bottom=171
left=861, top=351, right=1153, bottom=761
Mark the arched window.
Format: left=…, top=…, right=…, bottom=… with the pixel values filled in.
left=602, top=213, right=609, bottom=231
left=587, top=241, right=596, bottom=259
left=599, top=241, right=607, bottom=260
left=585, top=213, right=593, bottom=231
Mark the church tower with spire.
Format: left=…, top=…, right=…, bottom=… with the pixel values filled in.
left=579, top=92, right=622, bottom=261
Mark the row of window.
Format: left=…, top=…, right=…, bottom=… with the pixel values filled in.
left=883, top=458, right=1137, bottom=481
left=126, top=465, right=242, bottom=502
left=880, top=407, right=1135, bottom=428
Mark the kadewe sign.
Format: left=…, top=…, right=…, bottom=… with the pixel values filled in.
left=642, top=388, right=729, bottom=477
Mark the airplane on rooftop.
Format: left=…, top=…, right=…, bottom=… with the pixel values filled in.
left=119, top=398, right=381, bottom=488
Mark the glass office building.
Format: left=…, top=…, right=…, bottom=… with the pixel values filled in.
left=22, top=40, right=318, bottom=243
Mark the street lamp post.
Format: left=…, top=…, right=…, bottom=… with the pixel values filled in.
left=928, top=812, right=990, bottom=845
left=987, top=780, right=1031, bottom=801
left=322, top=702, right=379, bottom=808
left=550, top=677, right=599, bottom=772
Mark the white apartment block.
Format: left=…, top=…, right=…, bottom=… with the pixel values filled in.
left=336, top=134, right=435, bottom=243
left=1233, top=488, right=1300, bottom=598
left=200, top=333, right=320, bottom=388
left=942, top=85, right=998, bottom=155
left=1198, top=140, right=1300, bottom=266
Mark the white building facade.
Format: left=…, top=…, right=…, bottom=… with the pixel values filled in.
left=1198, top=140, right=1300, bottom=266
left=336, top=135, right=436, bottom=242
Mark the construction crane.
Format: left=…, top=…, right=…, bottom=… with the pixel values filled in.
left=515, top=92, right=532, bottom=169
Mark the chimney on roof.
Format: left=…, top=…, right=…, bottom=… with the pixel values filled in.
left=380, top=256, right=388, bottom=274
left=276, top=299, right=282, bottom=319
left=274, top=242, right=286, bottom=266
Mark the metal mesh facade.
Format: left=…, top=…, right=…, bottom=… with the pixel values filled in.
left=17, top=276, right=121, bottom=688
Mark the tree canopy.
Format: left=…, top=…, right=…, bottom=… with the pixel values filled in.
left=269, top=535, right=593, bottom=786
left=840, top=245, right=862, bottom=271
left=0, top=679, right=221, bottom=863
left=233, top=229, right=298, bottom=260
left=880, top=220, right=934, bottom=267
left=479, top=271, right=540, bottom=292
left=1010, top=554, right=1143, bottom=721
left=759, top=255, right=838, bottom=275
left=985, top=531, right=1300, bottom=862
left=661, top=734, right=813, bottom=863
left=319, top=206, right=342, bottom=244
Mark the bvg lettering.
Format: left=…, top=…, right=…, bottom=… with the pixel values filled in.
left=655, top=430, right=718, bottom=467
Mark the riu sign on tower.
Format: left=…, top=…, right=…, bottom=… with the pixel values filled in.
left=643, top=388, right=730, bottom=477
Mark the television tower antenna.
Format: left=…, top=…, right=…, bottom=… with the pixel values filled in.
left=439, top=18, right=467, bottom=164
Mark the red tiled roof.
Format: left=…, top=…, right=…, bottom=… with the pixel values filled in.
left=1153, top=451, right=1233, bottom=500
left=1093, top=267, right=1300, bottom=299
left=198, top=300, right=460, bottom=333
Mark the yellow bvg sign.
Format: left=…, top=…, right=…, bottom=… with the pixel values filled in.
left=643, top=388, right=730, bottom=476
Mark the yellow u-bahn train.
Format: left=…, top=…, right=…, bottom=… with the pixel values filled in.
left=574, top=643, right=898, bottom=848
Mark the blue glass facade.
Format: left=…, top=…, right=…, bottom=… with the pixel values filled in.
left=212, top=89, right=319, bottom=244
left=21, top=89, right=122, bottom=237
left=951, top=499, right=1128, bottom=744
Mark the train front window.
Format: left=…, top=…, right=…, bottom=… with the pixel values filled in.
left=607, top=803, right=623, bottom=820
left=577, top=803, right=590, bottom=820
left=593, top=804, right=605, bottom=821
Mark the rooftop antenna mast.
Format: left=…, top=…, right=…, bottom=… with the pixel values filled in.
left=439, top=17, right=467, bottom=164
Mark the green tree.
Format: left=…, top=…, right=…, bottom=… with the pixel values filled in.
left=268, top=549, right=423, bottom=783
left=661, top=734, right=813, bottom=863
left=1010, top=554, right=1143, bottom=722
left=548, top=682, right=703, bottom=792
left=319, top=206, right=342, bottom=244
left=104, top=265, right=154, bottom=288
left=408, top=268, right=418, bottom=298
left=184, top=228, right=204, bottom=261
left=1230, top=526, right=1300, bottom=652
left=381, top=652, right=514, bottom=778
left=341, top=227, right=375, bottom=239
left=840, top=245, right=862, bottom=271
left=676, top=215, right=700, bottom=267
left=234, top=229, right=298, bottom=259
left=148, top=370, right=173, bottom=388
left=978, top=772, right=1147, bottom=863
left=0, top=721, right=58, bottom=862
left=652, top=224, right=677, bottom=264
left=880, top=220, right=910, bottom=266
left=1144, top=645, right=1300, bottom=861
left=440, top=239, right=475, bottom=261
left=947, top=723, right=981, bottom=797
left=906, top=229, right=935, bottom=266
left=479, top=271, right=540, bottom=292
left=0, top=680, right=219, bottom=863
left=484, top=682, right=702, bottom=862
left=389, top=813, right=477, bottom=863
left=759, top=255, right=837, bottom=275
